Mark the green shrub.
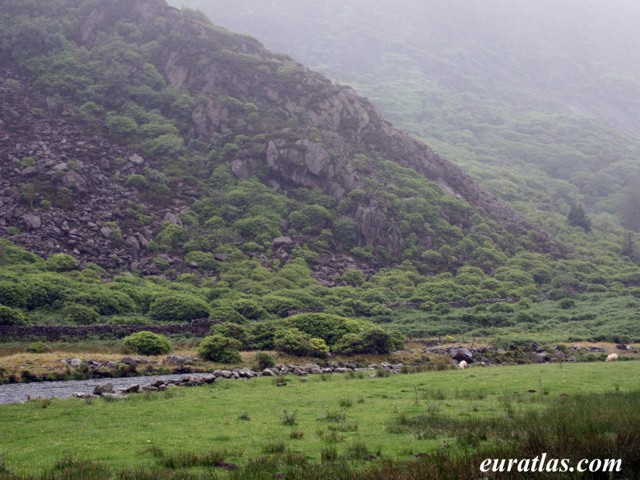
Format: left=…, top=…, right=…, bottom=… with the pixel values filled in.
left=62, top=303, right=100, bottom=324
left=310, top=337, right=330, bottom=358
left=247, top=321, right=280, bottom=349
left=45, top=253, right=79, bottom=272
left=125, top=174, right=149, bottom=189
left=0, top=281, right=29, bottom=309
left=255, top=352, right=276, bottom=369
left=262, top=295, right=304, bottom=317
left=209, top=305, right=248, bottom=324
left=434, top=303, right=452, bottom=314
left=332, top=333, right=363, bottom=356
left=157, top=224, right=187, bottom=249
left=586, top=284, right=607, bottom=293
left=149, top=294, right=210, bottom=322
left=288, top=205, right=332, bottom=233
left=339, top=269, right=366, bottom=287
left=333, top=327, right=403, bottom=355
left=487, top=302, right=516, bottom=313
left=25, top=342, right=51, bottom=353
left=124, top=331, right=172, bottom=355
left=560, top=298, right=576, bottom=309
left=211, top=322, right=248, bottom=347
left=198, top=335, right=242, bottom=363
left=107, top=115, right=138, bottom=138
left=184, top=251, right=218, bottom=270
left=142, top=134, right=186, bottom=158
left=332, top=216, right=358, bottom=246
left=72, top=288, right=136, bottom=315
left=0, top=240, right=42, bottom=265
left=233, top=216, right=280, bottom=241
left=152, top=257, right=171, bottom=270
left=274, top=328, right=329, bottom=357
left=26, top=275, right=71, bottom=309
left=0, top=305, right=27, bottom=325
left=282, top=313, right=362, bottom=346
left=230, top=298, right=267, bottom=320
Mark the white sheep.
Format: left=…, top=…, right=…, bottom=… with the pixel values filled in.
left=605, top=353, right=618, bottom=362
left=458, top=360, right=468, bottom=369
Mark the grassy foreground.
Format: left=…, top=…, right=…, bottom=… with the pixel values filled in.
left=0, top=362, right=639, bottom=479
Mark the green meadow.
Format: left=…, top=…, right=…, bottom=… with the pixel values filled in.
left=0, top=362, right=639, bottom=479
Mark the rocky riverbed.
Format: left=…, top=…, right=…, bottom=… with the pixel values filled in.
left=0, top=361, right=406, bottom=404
left=0, top=373, right=219, bottom=404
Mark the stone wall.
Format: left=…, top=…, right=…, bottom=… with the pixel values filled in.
left=0, top=319, right=213, bottom=340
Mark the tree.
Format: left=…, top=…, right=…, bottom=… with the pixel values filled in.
left=621, top=231, right=635, bottom=259
left=567, top=203, right=591, bottom=232
left=621, top=178, right=640, bottom=232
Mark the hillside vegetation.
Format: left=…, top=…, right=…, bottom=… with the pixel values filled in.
left=183, top=0, right=640, bottom=247
left=0, top=0, right=639, bottom=346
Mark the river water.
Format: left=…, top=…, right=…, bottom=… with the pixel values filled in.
left=0, top=373, right=214, bottom=404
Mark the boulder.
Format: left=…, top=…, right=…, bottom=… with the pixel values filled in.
left=121, top=385, right=140, bottom=394
left=164, top=212, right=183, bottom=226
left=450, top=347, right=473, bottom=363
left=72, top=392, right=95, bottom=399
left=69, top=358, right=83, bottom=368
left=166, top=355, right=185, bottom=366
left=303, top=363, right=321, bottom=373
left=100, top=226, right=113, bottom=238
left=530, top=352, right=546, bottom=364
left=93, top=383, right=115, bottom=395
left=202, top=375, right=216, bottom=384
left=22, top=213, right=41, bottom=230
left=128, top=153, right=144, bottom=165
left=272, top=236, right=293, bottom=248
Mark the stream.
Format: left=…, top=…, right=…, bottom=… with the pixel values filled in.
left=0, top=373, right=214, bottom=404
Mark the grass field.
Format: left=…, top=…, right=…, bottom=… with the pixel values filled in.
left=0, top=361, right=639, bottom=478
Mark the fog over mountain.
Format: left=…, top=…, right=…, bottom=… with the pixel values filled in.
left=171, top=0, right=640, bottom=232
left=173, top=0, right=640, bottom=130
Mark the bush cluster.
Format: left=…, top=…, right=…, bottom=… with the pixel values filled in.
left=124, top=331, right=172, bottom=355
left=149, top=294, right=210, bottom=322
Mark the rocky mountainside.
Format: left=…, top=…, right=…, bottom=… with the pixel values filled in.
left=0, top=0, right=557, bottom=279
left=0, top=67, right=196, bottom=272
left=182, top=0, right=640, bottom=236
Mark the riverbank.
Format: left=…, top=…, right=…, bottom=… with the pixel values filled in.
left=0, top=362, right=638, bottom=479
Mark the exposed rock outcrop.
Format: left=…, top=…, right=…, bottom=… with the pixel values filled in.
left=74, top=0, right=557, bottom=257
left=0, top=0, right=558, bottom=277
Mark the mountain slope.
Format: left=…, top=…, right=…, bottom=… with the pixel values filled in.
left=0, top=0, right=555, bottom=277
left=178, top=0, right=640, bottom=233
left=1, top=0, right=640, bottom=344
